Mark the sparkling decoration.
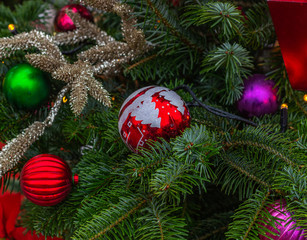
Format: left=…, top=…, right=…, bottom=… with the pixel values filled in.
left=2, top=63, right=50, bottom=110
left=259, top=200, right=306, bottom=240
left=20, top=154, right=78, bottom=206
left=237, top=74, right=279, bottom=118
left=0, top=0, right=148, bottom=178
left=303, top=94, right=307, bottom=102
left=268, top=0, right=307, bottom=91
left=118, top=86, right=190, bottom=153
left=54, top=4, right=93, bottom=32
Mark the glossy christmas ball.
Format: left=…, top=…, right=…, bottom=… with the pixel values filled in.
left=118, top=86, right=191, bottom=153
left=259, top=200, right=306, bottom=240
left=237, top=74, right=279, bottom=117
left=20, top=154, right=77, bottom=206
left=54, top=4, right=93, bottom=32
left=268, top=0, right=307, bottom=91
left=2, top=63, right=50, bottom=110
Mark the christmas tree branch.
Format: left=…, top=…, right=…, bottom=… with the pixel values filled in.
left=226, top=190, right=273, bottom=239
left=225, top=157, right=271, bottom=189
left=224, top=140, right=297, bottom=167
left=89, top=199, right=147, bottom=240
left=242, top=190, right=271, bottom=240
left=145, top=0, right=201, bottom=50
left=125, top=53, right=158, bottom=72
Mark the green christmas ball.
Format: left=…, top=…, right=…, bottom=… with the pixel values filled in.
left=2, top=63, right=50, bottom=110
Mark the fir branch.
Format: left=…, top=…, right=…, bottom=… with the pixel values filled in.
left=272, top=167, right=307, bottom=231
left=88, top=198, right=147, bottom=240
left=243, top=1, right=275, bottom=49
left=225, top=126, right=306, bottom=169
left=226, top=190, right=274, bottom=239
left=225, top=155, right=270, bottom=189
left=295, top=97, right=307, bottom=117
left=201, top=42, right=253, bottom=104
left=136, top=199, right=188, bottom=240
left=126, top=139, right=172, bottom=178
left=216, top=152, right=273, bottom=199
left=172, top=124, right=220, bottom=164
left=126, top=53, right=158, bottom=71
left=184, top=2, right=244, bottom=41
left=150, top=160, right=202, bottom=205
left=242, top=190, right=271, bottom=240
left=225, top=140, right=297, bottom=167
left=145, top=0, right=201, bottom=50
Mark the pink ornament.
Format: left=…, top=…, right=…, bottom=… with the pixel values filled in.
left=259, top=200, right=306, bottom=240
left=54, top=4, right=93, bottom=32
left=237, top=74, right=279, bottom=118
left=118, top=86, right=190, bottom=153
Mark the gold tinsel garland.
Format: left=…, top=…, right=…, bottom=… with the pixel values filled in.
left=0, top=0, right=149, bottom=178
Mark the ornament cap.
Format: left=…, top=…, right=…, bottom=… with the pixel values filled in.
left=73, top=174, right=79, bottom=185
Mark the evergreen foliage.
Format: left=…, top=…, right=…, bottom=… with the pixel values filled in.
left=0, top=0, right=306, bottom=239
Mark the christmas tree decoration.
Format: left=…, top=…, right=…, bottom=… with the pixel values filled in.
left=237, top=74, right=279, bottom=117
left=8, top=24, right=18, bottom=35
left=0, top=0, right=149, bottom=178
left=280, top=103, right=288, bottom=133
left=170, top=0, right=180, bottom=7
left=268, top=0, right=307, bottom=91
left=54, top=4, right=93, bottom=32
left=118, top=86, right=190, bottom=153
left=2, top=63, right=50, bottom=110
left=20, top=154, right=78, bottom=206
left=259, top=200, right=306, bottom=240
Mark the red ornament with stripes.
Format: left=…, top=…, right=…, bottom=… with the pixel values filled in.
left=20, top=154, right=77, bottom=206
left=118, top=86, right=190, bottom=153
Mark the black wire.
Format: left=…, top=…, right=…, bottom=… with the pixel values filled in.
left=173, top=85, right=258, bottom=127
left=280, top=108, right=288, bottom=133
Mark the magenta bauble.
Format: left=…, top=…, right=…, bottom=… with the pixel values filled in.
left=237, top=74, right=279, bottom=117
left=20, top=154, right=78, bottom=206
left=54, top=4, right=93, bottom=32
left=118, top=86, right=190, bottom=153
left=259, top=200, right=306, bottom=240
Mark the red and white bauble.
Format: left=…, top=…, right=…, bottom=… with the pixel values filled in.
left=118, top=86, right=191, bottom=153
left=20, top=154, right=78, bottom=206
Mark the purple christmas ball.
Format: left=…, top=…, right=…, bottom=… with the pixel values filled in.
left=259, top=200, right=306, bottom=240
left=237, top=74, right=279, bottom=117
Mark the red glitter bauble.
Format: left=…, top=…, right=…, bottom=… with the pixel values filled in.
left=20, top=154, right=77, bottom=206
left=54, top=4, right=93, bottom=32
left=118, top=86, right=191, bottom=153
